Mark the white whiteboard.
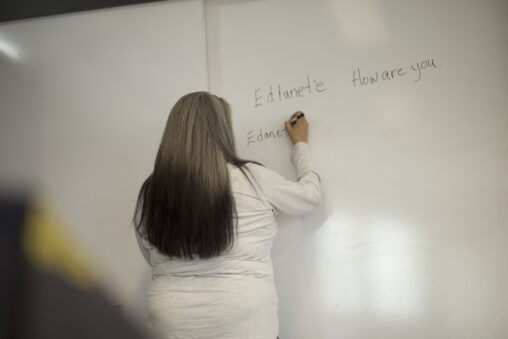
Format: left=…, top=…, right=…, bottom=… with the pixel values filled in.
left=206, top=0, right=508, bottom=338
left=0, top=0, right=207, bottom=324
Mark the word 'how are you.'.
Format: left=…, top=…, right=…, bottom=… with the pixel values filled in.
left=352, top=58, right=440, bottom=87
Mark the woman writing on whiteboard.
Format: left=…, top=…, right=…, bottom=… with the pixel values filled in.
left=134, top=92, right=321, bottom=339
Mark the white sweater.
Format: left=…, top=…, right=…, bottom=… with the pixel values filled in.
left=135, top=142, right=321, bottom=339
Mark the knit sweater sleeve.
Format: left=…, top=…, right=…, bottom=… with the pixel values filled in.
left=249, top=142, right=321, bottom=216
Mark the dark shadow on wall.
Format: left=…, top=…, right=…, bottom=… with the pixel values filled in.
left=0, top=0, right=166, bottom=23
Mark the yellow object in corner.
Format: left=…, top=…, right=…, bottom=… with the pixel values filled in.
left=22, top=201, right=96, bottom=289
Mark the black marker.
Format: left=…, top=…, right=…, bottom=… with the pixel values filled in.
left=290, top=111, right=305, bottom=126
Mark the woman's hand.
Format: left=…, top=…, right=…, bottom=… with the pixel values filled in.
left=285, top=111, right=309, bottom=144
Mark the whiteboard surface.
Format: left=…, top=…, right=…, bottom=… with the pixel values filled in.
left=0, top=0, right=207, bottom=323
left=206, top=0, right=508, bottom=338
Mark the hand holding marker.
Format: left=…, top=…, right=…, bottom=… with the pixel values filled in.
left=285, top=111, right=309, bottom=144
left=290, top=111, right=305, bottom=126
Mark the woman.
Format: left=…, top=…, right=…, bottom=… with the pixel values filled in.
left=134, top=92, right=321, bottom=339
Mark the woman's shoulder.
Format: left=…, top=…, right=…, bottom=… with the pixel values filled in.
left=241, top=161, right=277, bottom=177
left=229, top=162, right=283, bottom=186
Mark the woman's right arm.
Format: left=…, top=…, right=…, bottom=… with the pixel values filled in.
left=252, top=113, right=322, bottom=215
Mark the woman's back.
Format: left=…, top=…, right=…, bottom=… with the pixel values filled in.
left=134, top=92, right=320, bottom=338
left=147, top=163, right=278, bottom=279
left=137, top=143, right=320, bottom=339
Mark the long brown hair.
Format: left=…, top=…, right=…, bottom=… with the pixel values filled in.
left=134, top=92, right=255, bottom=259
